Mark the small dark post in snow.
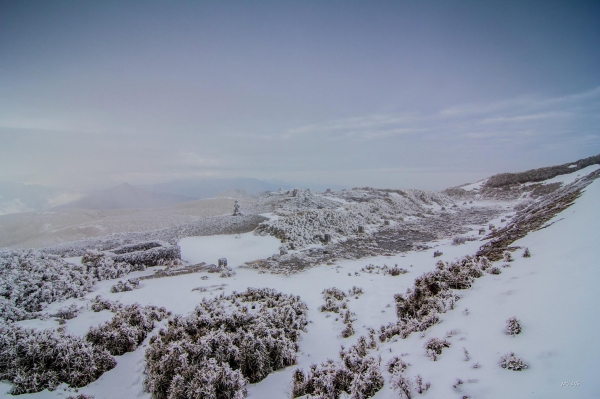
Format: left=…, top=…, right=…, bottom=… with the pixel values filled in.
left=384, top=220, right=390, bottom=225
left=218, top=258, right=227, bottom=268
left=232, top=200, right=242, bottom=216
left=357, top=226, right=365, bottom=233
left=323, top=233, right=331, bottom=243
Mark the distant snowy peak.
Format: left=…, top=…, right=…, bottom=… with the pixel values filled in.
left=56, top=183, right=195, bottom=210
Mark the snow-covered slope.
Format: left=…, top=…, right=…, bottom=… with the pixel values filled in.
left=0, top=162, right=598, bottom=399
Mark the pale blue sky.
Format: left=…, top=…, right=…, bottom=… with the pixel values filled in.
left=1, top=0, right=599, bottom=190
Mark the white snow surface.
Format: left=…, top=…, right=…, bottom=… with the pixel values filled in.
left=2, top=179, right=599, bottom=398
left=179, top=231, right=281, bottom=268
left=539, top=164, right=600, bottom=186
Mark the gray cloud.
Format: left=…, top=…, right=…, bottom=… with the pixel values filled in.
left=1, top=1, right=599, bottom=191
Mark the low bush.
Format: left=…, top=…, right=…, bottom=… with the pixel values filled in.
left=320, top=287, right=348, bottom=313
left=451, top=235, right=477, bottom=246
left=90, top=296, right=115, bottom=312
left=321, top=288, right=358, bottom=338
left=341, top=322, right=355, bottom=338
left=387, top=357, right=430, bottom=398
left=110, top=278, right=140, bottom=293
left=144, top=288, right=308, bottom=398
left=380, top=256, right=491, bottom=342
left=361, top=263, right=407, bottom=276
left=52, top=303, right=81, bottom=320
left=505, top=317, right=522, bottom=336
left=386, top=265, right=408, bottom=276
left=499, top=352, right=528, bottom=371
left=0, top=324, right=115, bottom=394
left=86, top=303, right=168, bottom=356
left=0, top=249, right=93, bottom=321
left=292, top=335, right=382, bottom=399
left=83, top=250, right=144, bottom=282
left=424, top=337, right=450, bottom=361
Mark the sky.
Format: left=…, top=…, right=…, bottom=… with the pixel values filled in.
left=1, top=0, right=599, bottom=191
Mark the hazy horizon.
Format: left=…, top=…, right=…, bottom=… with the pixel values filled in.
left=2, top=1, right=599, bottom=191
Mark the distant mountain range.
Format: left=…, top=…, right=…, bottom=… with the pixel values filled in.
left=55, top=183, right=195, bottom=210
left=139, top=178, right=283, bottom=199
left=0, top=182, right=83, bottom=216
left=0, top=177, right=348, bottom=214
left=139, top=177, right=347, bottom=200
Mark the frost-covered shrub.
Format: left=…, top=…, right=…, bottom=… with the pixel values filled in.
left=90, top=295, right=115, bottom=312
left=433, top=250, right=443, bottom=257
left=111, top=243, right=180, bottom=267
left=390, top=370, right=412, bottom=399
left=452, top=236, right=467, bottom=245
left=380, top=257, right=491, bottom=342
left=320, top=287, right=348, bottom=313
left=523, top=248, right=531, bottom=258
left=83, top=251, right=138, bottom=282
left=478, top=257, right=492, bottom=271
left=341, top=322, right=355, bottom=338
left=52, top=303, right=81, bottom=320
left=453, top=378, right=464, bottom=389
left=220, top=265, right=236, bottom=278
left=462, top=347, right=470, bottom=361
left=387, top=357, right=429, bottom=399
left=499, top=352, right=528, bottom=371
left=67, top=394, right=95, bottom=399
left=0, top=324, right=115, bottom=394
left=361, top=264, right=407, bottom=276
left=167, top=358, right=247, bottom=399
left=424, top=337, right=450, bottom=361
left=323, top=287, right=347, bottom=301
left=0, top=249, right=94, bottom=321
left=145, top=288, right=308, bottom=398
left=488, top=266, right=502, bottom=275
left=505, top=317, right=522, bottom=336
left=321, top=288, right=357, bottom=337
left=86, top=303, right=168, bottom=356
left=292, top=335, right=383, bottom=399
left=415, top=374, right=431, bottom=394
left=110, top=280, right=135, bottom=293
left=394, top=257, right=487, bottom=322
left=385, top=265, right=408, bottom=276
left=503, top=251, right=513, bottom=262
left=452, top=236, right=477, bottom=245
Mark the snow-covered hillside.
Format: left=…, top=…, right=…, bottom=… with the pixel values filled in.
left=0, top=161, right=598, bottom=399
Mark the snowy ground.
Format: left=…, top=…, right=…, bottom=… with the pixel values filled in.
left=1, top=167, right=599, bottom=398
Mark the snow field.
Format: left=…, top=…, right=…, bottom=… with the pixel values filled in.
left=2, top=170, right=599, bottom=398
